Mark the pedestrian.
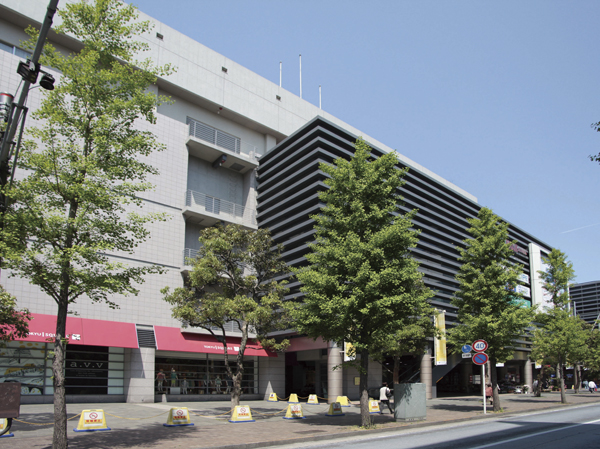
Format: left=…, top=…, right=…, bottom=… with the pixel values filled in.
left=215, top=375, right=222, bottom=393
left=588, top=380, right=596, bottom=393
left=485, top=384, right=493, bottom=405
left=583, top=379, right=589, bottom=391
left=181, top=375, right=188, bottom=394
left=155, top=369, right=166, bottom=393
left=170, top=368, right=178, bottom=393
left=379, top=382, right=393, bottom=414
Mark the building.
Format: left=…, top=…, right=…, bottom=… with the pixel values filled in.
left=0, top=0, right=553, bottom=404
left=572, top=281, right=600, bottom=326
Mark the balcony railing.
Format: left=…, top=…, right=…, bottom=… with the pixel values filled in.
left=187, top=117, right=257, bottom=160
left=183, top=248, right=199, bottom=266
left=185, top=189, right=257, bottom=228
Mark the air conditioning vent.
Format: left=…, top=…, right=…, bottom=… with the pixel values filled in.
left=136, top=325, right=156, bottom=348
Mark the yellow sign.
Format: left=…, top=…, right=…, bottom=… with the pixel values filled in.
left=434, top=309, right=447, bottom=366
left=0, top=418, right=14, bottom=438
left=368, top=400, right=381, bottom=414
left=164, top=407, right=194, bottom=427
left=229, top=405, right=255, bottom=423
left=73, top=409, right=111, bottom=432
left=284, top=404, right=305, bottom=419
left=307, top=394, right=319, bottom=404
left=326, top=402, right=345, bottom=417
left=288, top=393, right=300, bottom=403
left=267, top=392, right=278, bottom=402
left=335, top=395, right=350, bottom=407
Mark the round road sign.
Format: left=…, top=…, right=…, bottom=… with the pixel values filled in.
left=472, top=340, right=488, bottom=352
left=461, top=344, right=472, bottom=353
left=473, top=352, right=488, bottom=365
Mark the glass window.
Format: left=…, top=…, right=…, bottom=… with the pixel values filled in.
left=0, top=341, right=46, bottom=395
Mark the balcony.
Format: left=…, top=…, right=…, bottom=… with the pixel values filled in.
left=183, top=189, right=257, bottom=229
left=186, top=118, right=259, bottom=174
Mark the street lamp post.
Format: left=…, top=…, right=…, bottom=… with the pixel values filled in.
left=0, top=0, right=59, bottom=210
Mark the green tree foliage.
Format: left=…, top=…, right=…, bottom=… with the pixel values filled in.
left=162, top=225, right=291, bottom=414
left=447, top=207, right=533, bottom=412
left=531, top=309, right=588, bottom=403
left=531, top=249, right=581, bottom=403
left=538, top=249, right=576, bottom=309
left=0, top=1, right=173, bottom=447
left=292, top=139, right=433, bottom=427
left=0, top=285, right=31, bottom=342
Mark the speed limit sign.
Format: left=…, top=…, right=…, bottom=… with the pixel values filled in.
left=472, top=340, right=488, bottom=352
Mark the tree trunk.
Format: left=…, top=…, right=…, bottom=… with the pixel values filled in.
left=490, top=356, right=501, bottom=412
left=52, top=297, right=69, bottom=449
left=559, top=361, right=567, bottom=404
left=574, top=364, right=580, bottom=394
left=359, top=348, right=371, bottom=427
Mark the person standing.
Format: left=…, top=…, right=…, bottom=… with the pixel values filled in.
left=181, top=375, right=188, bottom=394
left=379, top=382, right=393, bottom=414
left=170, top=368, right=178, bottom=393
left=155, top=369, right=166, bottom=393
left=485, top=384, right=493, bottom=405
left=588, top=380, right=596, bottom=393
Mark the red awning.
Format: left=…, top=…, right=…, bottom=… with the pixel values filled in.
left=154, top=326, right=275, bottom=357
left=19, top=313, right=139, bottom=348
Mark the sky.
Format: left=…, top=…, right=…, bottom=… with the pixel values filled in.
left=132, top=0, right=600, bottom=283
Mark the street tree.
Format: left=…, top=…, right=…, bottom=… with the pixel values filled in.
left=162, top=224, right=291, bottom=415
left=292, top=139, right=433, bottom=427
left=0, top=1, right=173, bottom=447
left=447, top=207, right=533, bottom=412
left=538, top=249, right=575, bottom=309
left=531, top=248, right=581, bottom=402
left=531, top=309, right=588, bottom=403
left=0, top=285, right=31, bottom=342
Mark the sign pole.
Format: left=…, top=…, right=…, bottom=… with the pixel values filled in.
left=482, top=363, right=486, bottom=414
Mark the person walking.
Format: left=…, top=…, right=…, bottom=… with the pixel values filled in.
left=155, top=369, right=166, bottom=393
left=588, top=380, right=596, bottom=393
left=485, top=384, right=493, bottom=405
left=379, top=382, right=393, bottom=414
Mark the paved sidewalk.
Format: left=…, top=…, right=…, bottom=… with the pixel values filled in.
left=5, top=392, right=600, bottom=448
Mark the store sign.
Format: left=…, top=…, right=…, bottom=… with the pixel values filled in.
left=515, top=285, right=531, bottom=298
left=506, top=241, right=528, bottom=256
left=517, top=273, right=530, bottom=284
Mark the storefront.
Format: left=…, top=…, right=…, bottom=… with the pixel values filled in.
left=0, top=313, right=136, bottom=399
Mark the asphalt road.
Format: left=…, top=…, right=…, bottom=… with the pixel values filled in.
left=274, top=403, right=600, bottom=449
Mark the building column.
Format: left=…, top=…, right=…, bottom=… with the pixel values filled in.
left=124, top=347, right=155, bottom=403
left=327, top=341, right=343, bottom=403
left=258, top=352, right=285, bottom=400
left=421, top=346, right=433, bottom=399
left=525, top=359, right=533, bottom=391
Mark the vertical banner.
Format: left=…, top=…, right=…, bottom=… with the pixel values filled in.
left=343, top=342, right=356, bottom=362
left=434, top=309, right=447, bottom=366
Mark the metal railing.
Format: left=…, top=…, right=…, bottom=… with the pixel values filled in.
left=185, top=189, right=257, bottom=227
left=187, top=117, right=257, bottom=160
left=183, top=248, right=199, bottom=266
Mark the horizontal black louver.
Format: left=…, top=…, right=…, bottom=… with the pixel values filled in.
left=136, top=326, right=156, bottom=348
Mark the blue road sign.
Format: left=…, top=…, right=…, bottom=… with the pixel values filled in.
left=473, top=352, right=488, bottom=365
left=461, top=344, right=472, bottom=353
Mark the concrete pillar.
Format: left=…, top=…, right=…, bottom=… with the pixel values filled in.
left=420, top=347, right=433, bottom=400
left=124, top=347, right=155, bottom=403
left=525, top=359, right=533, bottom=391
left=327, top=341, right=343, bottom=403
left=259, top=352, right=285, bottom=399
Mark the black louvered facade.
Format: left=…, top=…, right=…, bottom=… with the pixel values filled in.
left=572, top=281, right=600, bottom=325
left=257, top=117, right=550, bottom=326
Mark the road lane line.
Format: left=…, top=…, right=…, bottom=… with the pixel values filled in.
left=469, top=418, right=600, bottom=449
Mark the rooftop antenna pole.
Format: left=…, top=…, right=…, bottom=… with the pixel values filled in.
left=319, top=84, right=322, bottom=109
left=279, top=61, right=282, bottom=87
left=299, top=54, right=302, bottom=99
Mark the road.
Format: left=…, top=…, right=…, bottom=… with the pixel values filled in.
left=275, top=403, right=600, bottom=449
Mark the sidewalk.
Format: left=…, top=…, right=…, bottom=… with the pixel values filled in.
left=5, top=392, right=600, bottom=449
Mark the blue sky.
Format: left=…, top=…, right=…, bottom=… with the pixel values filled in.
left=133, top=0, right=600, bottom=283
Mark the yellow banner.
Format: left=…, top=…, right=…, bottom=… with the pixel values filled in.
left=434, top=309, right=447, bottom=366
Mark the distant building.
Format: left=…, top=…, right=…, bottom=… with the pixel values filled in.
left=572, top=281, right=600, bottom=326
